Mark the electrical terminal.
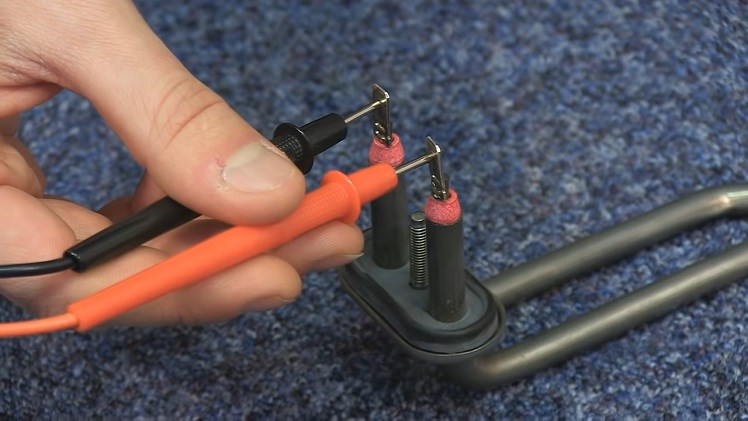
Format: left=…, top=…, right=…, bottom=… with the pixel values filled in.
left=367, top=85, right=409, bottom=269
left=340, top=129, right=504, bottom=363
left=371, top=84, right=393, bottom=147
left=346, top=84, right=748, bottom=386
left=424, top=137, right=450, bottom=201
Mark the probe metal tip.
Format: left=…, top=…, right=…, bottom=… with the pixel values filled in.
left=342, top=84, right=393, bottom=127
left=343, top=99, right=384, bottom=125
left=394, top=136, right=442, bottom=175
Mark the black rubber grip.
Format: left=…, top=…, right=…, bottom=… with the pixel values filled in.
left=301, top=113, right=347, bottom=155
left=273, top=123, right=314, bottom=173
left=273, top=113, right=347, bottom=173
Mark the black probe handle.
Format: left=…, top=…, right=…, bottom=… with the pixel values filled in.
left=64, top=197, right=199, bottom=271
left=64, top=114, right=347, bottom=272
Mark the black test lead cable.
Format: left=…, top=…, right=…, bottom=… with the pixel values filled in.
left=0, top=258, right=75, bottom=277
left=0, top=101, right=382, bottom=278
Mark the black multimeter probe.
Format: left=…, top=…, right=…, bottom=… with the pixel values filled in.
left=0, top=104, right=381, bottom=278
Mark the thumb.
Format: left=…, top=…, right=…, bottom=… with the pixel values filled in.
left=31, top=1, right=305, bottom=225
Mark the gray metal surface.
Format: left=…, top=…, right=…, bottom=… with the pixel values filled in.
left=487, top=184, right=748, bottom=307
left=444, top=184, right=748, bottom=388
left=445, top=240, right=748, bottom=389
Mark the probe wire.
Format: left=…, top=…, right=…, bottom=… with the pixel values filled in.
left=0, top=258, right=74, bottom=278
left=0, top=313, right=78, bottom=337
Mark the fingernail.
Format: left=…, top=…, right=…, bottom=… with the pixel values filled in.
left=344, top=253, right=364, bottom=261
left=222, top=142, right=296, bottom=193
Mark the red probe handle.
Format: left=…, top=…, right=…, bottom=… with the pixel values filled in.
left=67, top=164, right=398, bottom=331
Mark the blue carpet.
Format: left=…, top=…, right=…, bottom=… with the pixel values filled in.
left=2, top=0, right=747, bottom=417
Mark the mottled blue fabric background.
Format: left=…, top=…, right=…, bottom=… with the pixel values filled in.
left=2, top=0, right=747, bottom=417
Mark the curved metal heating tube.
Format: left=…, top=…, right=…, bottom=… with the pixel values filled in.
left=444, top=184, right=748, bottom=389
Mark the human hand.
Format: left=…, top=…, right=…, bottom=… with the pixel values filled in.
left=0, top=1, right=363, bottom=326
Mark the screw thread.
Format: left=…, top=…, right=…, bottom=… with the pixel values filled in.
left=409, top=211, right=428, bottom=289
